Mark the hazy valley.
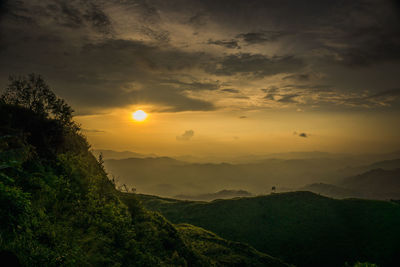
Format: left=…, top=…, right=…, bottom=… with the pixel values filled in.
left=99, top=149, right=400, bottom=201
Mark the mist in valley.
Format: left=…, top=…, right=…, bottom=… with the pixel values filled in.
left=96, top=149, right=400, bottom=200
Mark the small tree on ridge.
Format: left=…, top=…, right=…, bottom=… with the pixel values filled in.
left=1, top=73, right=76, bottom=129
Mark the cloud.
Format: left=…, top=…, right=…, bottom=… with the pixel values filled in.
left=221, top=88, right=240, bottom=93
left=81, top=128, right=105, bottom=133
left=277, top=94, right=300, bottom=103
left=236, top=31, right=287, bottom=44
left=334, top=88, right=400, bottom=109
left=283, top=73, right=311, bottom=81
left=298, top=133, right=308, bottom=138
left=176, top=130, right=194, bottom=141
left=166, top=80, right=221, bottom=91
left=208, top=39, right=240, bottom=49
left=0, top=33, right=216, bottom=112
left=262, top=86, right=279, bottom=100
left=1, top=0, right=400, bottom=114
left=367, top=88, right=400, bottom=99
left=263, top=86, right=303, bottom=104
left=206, top=53, right=304, bottom=77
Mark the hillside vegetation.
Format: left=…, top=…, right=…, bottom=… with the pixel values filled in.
left=138, top=192, right=400, bottom=267
left=0, top=74, right=287, bottom=266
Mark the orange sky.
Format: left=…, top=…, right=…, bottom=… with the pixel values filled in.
left=76, top=107, right=400, bottom=157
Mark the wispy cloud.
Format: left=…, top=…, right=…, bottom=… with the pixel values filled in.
left=176, top=130, right=195, bottom=141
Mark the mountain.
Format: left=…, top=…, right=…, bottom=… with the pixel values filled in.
left=174, top=151, right=383, bottom=164
left=138, top=192, right=400, bottom=267
left=92, top=149, right=157, bottom=160
left=338, top=158, right=400, bottom=177
left=339, top=168, right=400, bottom=200
left=299, top=167, right=400, bottom=200
left=367, top=159, right=400, bottom=170
left=175, top=189, right=253, bottom=201
left=103, top=157, right=358, bottom=197
left=300, top=183, right=360, bottom=199
left=0, top=102, right=288, bottom=266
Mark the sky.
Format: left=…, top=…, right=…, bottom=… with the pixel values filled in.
left=1, top=0, right=400, bottom=157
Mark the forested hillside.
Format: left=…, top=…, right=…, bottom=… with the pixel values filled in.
left=138, top=192, right=400, bottom=267
left=0, top=75, right=288, bottom=266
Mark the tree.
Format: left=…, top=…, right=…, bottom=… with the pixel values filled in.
left=1, top=74, right=75, bottom=128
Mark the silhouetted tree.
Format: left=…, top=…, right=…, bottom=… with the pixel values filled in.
left=271, top=186, right=276, bottom=193
left=1, top=74, right=76, bottom=129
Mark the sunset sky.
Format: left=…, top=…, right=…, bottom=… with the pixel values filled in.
left=1, top=0, right=400, bottom=157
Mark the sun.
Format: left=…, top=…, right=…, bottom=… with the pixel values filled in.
left=132, top=110, right=148, bottom=122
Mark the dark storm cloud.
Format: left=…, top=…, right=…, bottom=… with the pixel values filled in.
left=140, top=26, right=170, bottom=42
left=337, top=31, right=400, bottom=67
left=236, top=31, right=287, bottom=44
left=161, top=79, right=221, bottom=91
left=54, top=1, right=84, bottom=28
left=0, top=26, right=216, bottom=113
left=176, top=130, right=194, bottom=141
left=0, top=0, right=8, bottom=21
left=83, top=3, right=113, bottom=34
left=80, top=38, right=208, bottom=72
left=312, top=1, right=400, bottom=67
left=1, top=0, right=400, bottom=113
left=42, top=1, right=113, bottom=34
left=208, top=39, right=240, bottom=49
left=207, top=54, right=304, bottom=77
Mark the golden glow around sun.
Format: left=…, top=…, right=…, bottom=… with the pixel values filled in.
left=132, top=110, right=148, bottom=121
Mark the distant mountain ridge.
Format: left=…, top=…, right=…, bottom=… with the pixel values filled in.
left=300, top=167, right=400, bottom=200
left=338, top=158, right=400, bottom=176
left=103, top=153, right=400, bottom=198
left=339, top=168, right=400, bottom=199
left=175, top=189, right=253, bottom=201
left=104, top=156, right=357, bottom=197
left=92, top=149, right=158, bottom=160
left=300, top=183, right=360, bottom=199
left=96, top=149, right=400, bottom=164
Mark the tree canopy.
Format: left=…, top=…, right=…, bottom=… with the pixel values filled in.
left=1, top=74, right=75, bottom=129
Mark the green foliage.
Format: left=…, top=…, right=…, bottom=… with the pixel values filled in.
left=176, top=224, right=288, bottom=267
left=1, top=74, right=75, bottom=129
left=139, top=192, right=400, bottom=267
left=0, top=177, right=31, bottom=237
left=0, top=76, right=290, bottom=266
left=0, top=82, right=209, bottom=265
